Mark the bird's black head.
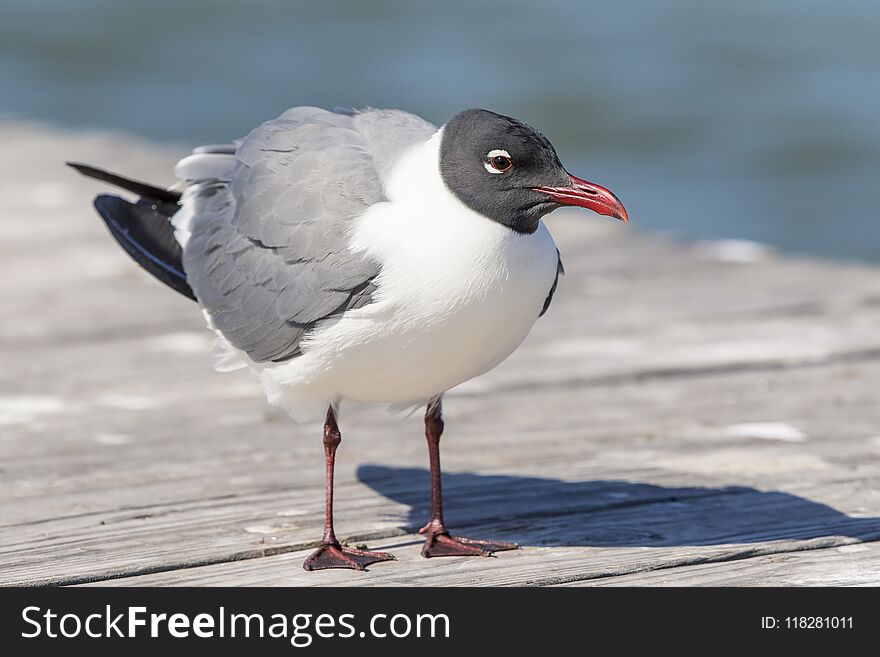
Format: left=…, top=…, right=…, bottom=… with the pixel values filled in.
left=439, top=109, right=627, bottom=234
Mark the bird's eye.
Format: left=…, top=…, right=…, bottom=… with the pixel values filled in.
left=484, top=149, right=512, bottom=174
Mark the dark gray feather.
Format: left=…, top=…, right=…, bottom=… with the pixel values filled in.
left=540, top=250, right=564, bottom=317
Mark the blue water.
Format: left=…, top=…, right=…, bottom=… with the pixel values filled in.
left=2, top=0, right=879, bottom=261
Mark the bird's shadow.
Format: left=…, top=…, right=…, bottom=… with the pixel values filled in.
left=357, top=465, right=880, bottom=547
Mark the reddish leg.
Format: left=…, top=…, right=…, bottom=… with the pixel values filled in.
left=419, top=397, right=518, bottom=558
left=303, top=406, right=395, bottom=571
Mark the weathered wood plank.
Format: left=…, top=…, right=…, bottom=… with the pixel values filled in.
left=4, top=360, right=880, bottom=585
left=574, top=542, right=880, bottom=587
left=82, top=498, right=880, bottom=587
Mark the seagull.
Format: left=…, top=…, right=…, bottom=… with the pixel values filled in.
left=69, top=107, right=627, bottom=571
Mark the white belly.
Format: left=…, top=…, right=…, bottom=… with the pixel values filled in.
left=259, top=199, right=559, bottom=419
left=331, top=225, right=555, bottom=403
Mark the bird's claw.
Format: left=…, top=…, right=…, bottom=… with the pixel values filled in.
left=303, top=541, right=396, bottom=571
left=420, top=530, right=519, bottom=558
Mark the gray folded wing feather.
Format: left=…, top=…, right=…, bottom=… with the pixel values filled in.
left=180, top=107, right=437, bottom=363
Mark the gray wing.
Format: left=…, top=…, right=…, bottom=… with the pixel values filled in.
left=180, top=107, right=437, bottom=362
left=539, top=250, right=564, bottom=317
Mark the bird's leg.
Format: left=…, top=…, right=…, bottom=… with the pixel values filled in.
left=303, top=406, right=395, bottom=571
left=419, top=397, right=518, bottom=558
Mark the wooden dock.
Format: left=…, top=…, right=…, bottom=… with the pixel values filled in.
left=2, top=122, right=879, bottom=586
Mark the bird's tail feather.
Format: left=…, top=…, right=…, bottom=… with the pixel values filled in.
left=68, top=162, right=196, bottom=301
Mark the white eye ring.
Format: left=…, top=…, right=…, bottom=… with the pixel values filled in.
left=484, top=149, right=512, bottom=174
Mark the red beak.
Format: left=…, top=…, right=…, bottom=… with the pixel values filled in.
left=533, top=174, right=628, bottom=223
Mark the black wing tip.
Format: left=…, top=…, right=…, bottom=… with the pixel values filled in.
left=66, top=161, right=99, bottom=176
left=93, top=193, right=197, bottom=302
left=67, top=161, right=121, bottom=181
left=67, top=161, right=182, bottom=204
left=92, top=193, right=123, bottom=214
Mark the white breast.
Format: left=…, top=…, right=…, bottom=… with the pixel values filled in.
left=259, top=131, right=559, bottom=418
